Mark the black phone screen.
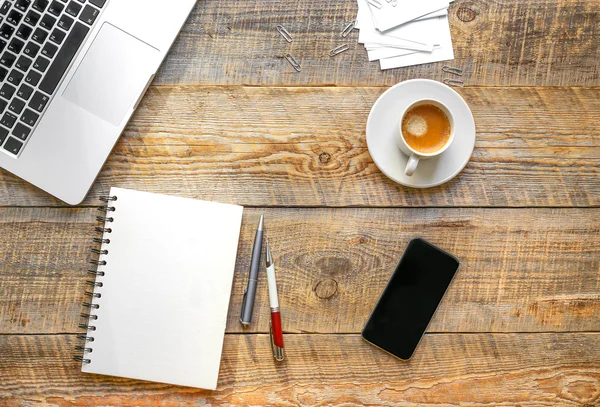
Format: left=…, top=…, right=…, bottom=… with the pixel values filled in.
left=362, top=238, right=459, bottom=360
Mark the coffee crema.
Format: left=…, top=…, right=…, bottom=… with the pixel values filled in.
left=402, top=104, right=451, bottom=154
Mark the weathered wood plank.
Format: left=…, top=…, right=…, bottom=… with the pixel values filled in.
left=0, top=86, right=598, bottom=207
left=1, top=207, right=598, bottom=335
left=153, top=0, right=600, bottom=86
left=1, top=334, right=598, bottom=406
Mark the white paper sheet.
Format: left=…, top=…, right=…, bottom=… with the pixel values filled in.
left=365, top=43, right=420, bottom=50
left=368, top=0, right=450, bottom=31
left=382, top=13, right=450, bottom=45
left=357, top=0, right=434, bottom=51
left=415, top=8, right=448, bottom=21
left=355, top=5, right=447, bottom=29
left=379, top=16, right=454, bottom=69
left=368, top=46, right=434, bottom=61
left=81, top=187, right=243, bottom=390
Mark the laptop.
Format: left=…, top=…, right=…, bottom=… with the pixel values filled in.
left=0, top=0, right=197, bottom=204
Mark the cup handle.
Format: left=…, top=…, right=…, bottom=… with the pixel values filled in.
left=405, top=153, right=420, bottom=176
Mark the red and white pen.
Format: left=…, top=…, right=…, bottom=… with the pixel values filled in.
left=265, top=240, right=285, bottom=361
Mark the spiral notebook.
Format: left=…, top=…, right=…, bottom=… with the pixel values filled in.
left=76, top=187, right=244, bottom=390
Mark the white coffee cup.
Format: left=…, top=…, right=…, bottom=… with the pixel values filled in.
left=395, top=99, right=455, bottom=176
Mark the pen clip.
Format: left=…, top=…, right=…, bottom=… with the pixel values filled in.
left=269, top=320, right=285, bottom=361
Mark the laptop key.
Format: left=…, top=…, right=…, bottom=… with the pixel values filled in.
left=32, top=0, right=49, bottom=12
left=0, top=83, right=16, bottom=99
left=23, top=41, right=39, bottom=57
left=49, top=27, right=65, bottom=44
left=89, top=0, right=106, bottom=8
left=0, top=97, right=6, bottom=111
left=0, top=39, right=5, bottom=53
left=17, top=83, right=33, bottom=99
left=79, top=5, right=98, bottom=25
left=48, top=0, right=64, bottom=16
left=0, top=51, right=16, bottom=68
left=0, top=1, right=10, bottom=16
left=9, top=98, right=26, bottom=115
left=0, top=126, right=7, bottom=145
left=0, top=66, right=6, bottom=81
left=57, top=14, right=73, bottom=30
left=40, top=13, right=56, bottom=29
left=66, top=1, right=81, bottom=17
left=12, top=122, right=30, bottom=140
left=15, top=0, right=32, bottom=12
left=16, top=24, right=32, bottom=40
left=25, top=69, right=41, bottom=85
left=39, top=22, right=88, bottom=95
left=21, top=107, right=38, bottom=125
left=25, top=10, right=40, bottom=25
left=7, top=10, right=24, bottom=25
left=32, top=27, right=48, bottom=43
left=1, top=111, right=17, bottom=128
left=3, top=136, right=23, bottom=154
left=9, top=38, right=24, bottom=53
left=29, top=91, right=48, bottom=112
left=33, top=55, right=49, bottom=71
left=15, top=55, right=32, bottom=71
left=0, top=23, right=15, bottom=40
left=7, top=69, right=24, bottom=85
left=41, top=41, right=57, bottom=58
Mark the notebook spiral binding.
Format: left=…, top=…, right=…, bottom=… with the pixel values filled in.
left=73, top=194, right=118, bottom=365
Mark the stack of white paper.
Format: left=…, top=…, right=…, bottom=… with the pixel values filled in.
left=355, top=0, right=454, bottom=70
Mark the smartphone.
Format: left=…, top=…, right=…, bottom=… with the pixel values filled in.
left=361, top=238, right=459, bottom=360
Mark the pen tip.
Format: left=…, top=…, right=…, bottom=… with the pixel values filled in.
left=258, top=214, right=264, bottom=231
left=265, top=240, right=272, bottom=265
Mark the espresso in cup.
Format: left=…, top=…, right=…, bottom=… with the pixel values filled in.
left=401, top=104, right=451, bottom=154
left=395, top=99, right=456, bottom=177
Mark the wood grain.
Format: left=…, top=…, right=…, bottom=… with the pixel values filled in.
left=1, top=207, right=598, bottom=335
left=1, top=0, right=598, bottom=404
left=1, top=334, right=598, bottom=406
left=152, top=0, right=600, bottom=86
left=0, top=86, right=598, bottom=207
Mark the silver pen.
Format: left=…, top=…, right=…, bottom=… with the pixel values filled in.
left=240, top=215, right=264, bottom=325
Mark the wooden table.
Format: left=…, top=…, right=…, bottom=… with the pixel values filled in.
left=1, top=0, right=599, bottom=405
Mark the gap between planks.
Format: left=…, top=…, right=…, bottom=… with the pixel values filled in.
left=2, top=205, right=599, bottom=209
left=144, top=84, right=600, bottom=89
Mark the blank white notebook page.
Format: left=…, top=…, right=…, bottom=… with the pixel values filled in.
left=82, top=187, right=243, bottom=390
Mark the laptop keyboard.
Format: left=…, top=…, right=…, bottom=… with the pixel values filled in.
left=0, top=0, right=106, bottom=157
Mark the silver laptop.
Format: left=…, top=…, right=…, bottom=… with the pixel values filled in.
left=0, top=0, right=196, bottom=204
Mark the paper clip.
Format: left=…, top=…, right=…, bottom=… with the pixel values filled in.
left=367, top=0, right=382, bottom=9
left=329, top=44, right=349, bottom=57
left=276, top=25, right=293, bottom=43
left=285, top=53, right=301, bottom=72
left=341, top=20, right=355, bottom=38
left=442, top=65, right=463, bottom=76
left=443, top=78, right=464, bottom=88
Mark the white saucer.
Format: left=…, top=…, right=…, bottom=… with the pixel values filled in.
left=366, top=79, right=476, bottom=188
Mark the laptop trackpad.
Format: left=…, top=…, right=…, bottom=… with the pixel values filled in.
left=63, top=23, right=159, bottom=127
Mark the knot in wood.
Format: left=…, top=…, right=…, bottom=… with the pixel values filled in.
left=319, top=152, right=331, bottom=164
left=457, top=6, right=477, bottom=22
left=313, top=279, right=338, bottom=299
left=296, top=390, right=318, bottom=406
